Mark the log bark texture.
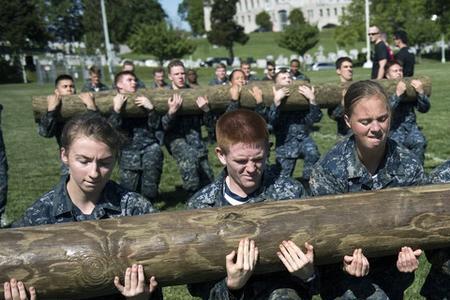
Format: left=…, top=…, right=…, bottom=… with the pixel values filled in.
left=1, top=183, right=450, bottom=298
left=31, top=76, right=431, bottom=120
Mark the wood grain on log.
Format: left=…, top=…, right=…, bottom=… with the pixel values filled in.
left=31, top=76, right=431, bottom=120
left=0, top=183, right=449, bottom=299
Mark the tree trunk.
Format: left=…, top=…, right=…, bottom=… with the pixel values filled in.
left=31, top=76, right=432, bottom=120
left=1, top=183, right=450, bottom=299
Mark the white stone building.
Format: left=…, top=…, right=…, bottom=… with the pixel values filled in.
left=204, top=0, right=351, bottom=33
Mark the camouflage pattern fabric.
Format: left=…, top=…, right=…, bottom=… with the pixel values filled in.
left=310, top=135, right=425, bottom=300
left=162, top=110, right=213, bottom=193
left=187, top=168, right=318, bottom=300
left=268, top=104, right=322, bottom=180
left=109, top=110, right=163, bottom=200
left=12, top=175, right=157, bottom=227
left=389, top=93, right=430, bottom=164
left=327, top=104, right=350, bottom=137
left=421, top=160, right=450, bottom=299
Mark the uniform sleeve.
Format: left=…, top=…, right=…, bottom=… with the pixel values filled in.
left=38, top=110, right=58, bottom=138
left=416, top=93, right=430, bottom=113
left=327, top=105, right=344, bottom=121
left=12, top=198, right=53, bottom=228
left=147, top=110, right=162, bottom=132
left=267, top=103, right=280, bottom=128
left=254, top=103, right=269, bottom=121
left=161, top=112, right=177, bottom=131
left=389, top=94, right=401, bottom=110
left=127, top=193, right=158, bottom=216
left=188, top=279, right=244, bottom=300
left=108, top=110, right=123, bottom=129
left=304, top=104, right=322, bottom=127
left=225, top=100, right=240, bottom=113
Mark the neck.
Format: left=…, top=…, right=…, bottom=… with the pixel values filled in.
left=66, top=178, right=100, bottom=215
left=226, top=176, right=259, bottom=198
left=355, top=140, right=387, bottom=175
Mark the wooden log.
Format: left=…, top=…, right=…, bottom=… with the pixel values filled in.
left=1, top=183, right=449, bottom=299
left=31, top=76, right=431, bottom=120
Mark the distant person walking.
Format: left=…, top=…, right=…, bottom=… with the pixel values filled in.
left=369, top=26, right=389, bottom=79
left=394, top=30, right=415, bottom=77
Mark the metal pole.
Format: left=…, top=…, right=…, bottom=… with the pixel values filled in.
left=441, top=33, right=446, bottom=63
left=363, top=0, right=372, bottom=68
left=100, top=0, right=114, bottom=82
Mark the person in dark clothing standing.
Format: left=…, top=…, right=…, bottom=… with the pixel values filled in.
left=369, top=26, right=389, bottom=79
left=394, top=30, right=415, bottom=77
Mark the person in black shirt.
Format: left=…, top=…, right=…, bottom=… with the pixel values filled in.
left=369, top=26, right=389, bottom=79
left=394, top=30, right=415, bottom=77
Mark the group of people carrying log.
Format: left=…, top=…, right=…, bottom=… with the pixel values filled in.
left=2, top=28, right=450, bottom=300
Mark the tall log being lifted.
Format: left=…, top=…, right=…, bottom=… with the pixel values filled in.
left=1, top=183, right=450, bottom=299
left=31, top=76, right=431, bottom=120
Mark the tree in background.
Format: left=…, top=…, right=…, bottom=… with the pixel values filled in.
left=178, top=0, right=205, bottom=36
left=128, top=22, right=196, bottom=65
left=255, top=11, right=273, bottom=32
left=335, top=0, right=440, bottom=51
left=39, top=0, right=84, bottom=43
left=207, top=0, right=249, bottom=63
left=278, top=9, right=319, bottom=57
left=82, top=0, right=166, bottom=54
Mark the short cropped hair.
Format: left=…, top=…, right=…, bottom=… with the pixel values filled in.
left=290, top=59, right=300, bottom=65
left=89, top=66, right=101, bottom=75
left=123, top=60, right=134, bottom=68
left=114, top=70, right=135, bottom=87
left=229, top=69, right=245, bottom=82
left=61, top=113, right=126, bottom=158
left=153, top=67, right=165, bottom=76
left=216, top=109, right=269, bottom=153
left=55, top=74, right=74, bottom=87
left=274, top=68, right=290, bottom=82
left=266, top=60, right=275, bottom=68
left=344, top=80, right=389, bottom=118
left=167, top=59, right=185, bottom=74
left=384, top=60, right=402, bottom=73
left=216, top=63, right=227, bottom=70
left=336, top=57, right=353, bottom=69
left=394, top=30, right=408, bottom=44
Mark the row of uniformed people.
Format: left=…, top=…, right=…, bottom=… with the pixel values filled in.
left=3, top=77, right=449, bottom=299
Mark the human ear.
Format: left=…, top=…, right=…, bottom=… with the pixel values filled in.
left=344, top=114, right=351, bottom=129
left=215, top=147, right=227, bottom=167
left=61, top=147, right=69, bottom=165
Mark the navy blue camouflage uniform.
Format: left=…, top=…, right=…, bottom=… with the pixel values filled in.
left=187, top=167, right=319, bottom=300
left=12, top=175, right=162, bottom=299
left=290, top=71, right=310, bottom=82
left=420, top=160, right=450, bottom=299
left=267, top=102, right=322, bottom=180
left=389, top=92, right=430, bottom=164
left=162, top=85, right=213, bottom=193
left=108, top=109, right=163, bottom=201
left=81, top=81, right=109, bottom=92
left=0, top=105, right=7, bottom=218
left=209, top=77, right=229, bottom=86
left=310, top=135, right=425, bottom=300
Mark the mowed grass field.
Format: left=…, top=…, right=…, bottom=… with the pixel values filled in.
left=0, top=60, right=449, bottom=299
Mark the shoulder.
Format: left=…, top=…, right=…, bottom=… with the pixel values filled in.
left=388, top=139, right=424, bottom=178
left=317, top=138, right=352, bottom=172
left=187, top=177, right=223, bottom=209
left=268, top=172, right=306, bottom=199
left=106, top=181, right=157, bottom=215
left=12, top=189, right=57, bottom=227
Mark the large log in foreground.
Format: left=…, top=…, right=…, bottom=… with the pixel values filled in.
left=1, top=183, right=449, bottom=299
left=31, top=76, right=431, bottom=120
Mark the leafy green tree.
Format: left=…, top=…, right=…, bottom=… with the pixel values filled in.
left=207, top=0, right=249, bottom=62
left=0, top=0, right=49, bottom=52
left=278, top=10, right=319, bottom=56
left=255, top=11, right=273, bottom=31
left=178, top=0, right=205, bottom=36
left=39, top=0, right=84, bottom=42
left=128, top=22, right=196, bottom=65
left=288, top=8, right=306, bottom=25
left=82, top=0, right=166, bottom=54
left=425, top=0, right=450, bottom=38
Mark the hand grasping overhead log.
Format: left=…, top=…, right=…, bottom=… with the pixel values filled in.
left=31, top=76, right=432, bottom=120
left=1, top=183, right=450, bottom=299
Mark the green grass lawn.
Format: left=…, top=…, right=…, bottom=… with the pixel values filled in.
left=1, top=60, right=449, bottom=299
left=123, top=28, right=366, bottom=62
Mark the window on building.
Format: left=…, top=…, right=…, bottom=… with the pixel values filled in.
left=334, top=7, right=338, bottom=15
left=237, top=2, right=241, bottom=12
left=251, top=0, right=254, bottom=8
left=327, top=8, right=330, bottom=16
left=319, top=9, right=323, bottom=17
left=245, top=0, right=248, bottom=10
left=248, top=15, right=251, bottom=23
left=278, top=10, right=288, bottom=29
left=242, top=16, right=245, bottom=24
left=308, top=9, right=314, bottom=19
